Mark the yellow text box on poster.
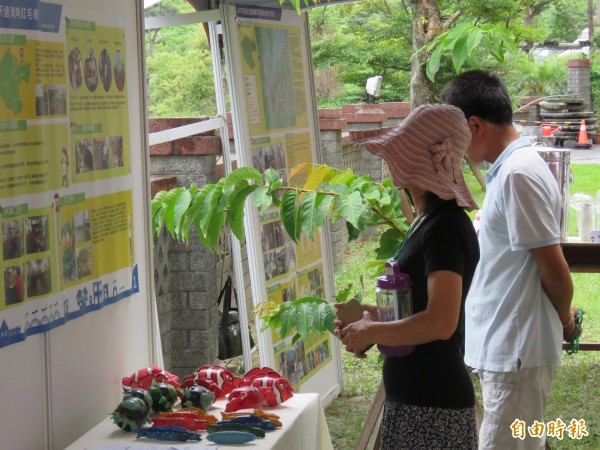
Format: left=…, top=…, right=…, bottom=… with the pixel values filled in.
left=0, top=122, right=68, bottom=199
left=58, top=190, right=132, bottom=289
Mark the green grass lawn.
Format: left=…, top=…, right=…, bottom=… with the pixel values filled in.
left=326, top=163, right=600, bottom=450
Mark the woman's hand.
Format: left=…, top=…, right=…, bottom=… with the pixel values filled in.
left=337, top=313, right=374, bottom=358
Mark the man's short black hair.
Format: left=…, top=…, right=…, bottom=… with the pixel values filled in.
left=441, top=70, right=513, bottom=125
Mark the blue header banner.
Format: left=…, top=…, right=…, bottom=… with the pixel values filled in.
left=0, top=1, right=61, bottom=33
left=235, top=5, right=282, bottom=21
left=40, top=2, right=62, bottom=33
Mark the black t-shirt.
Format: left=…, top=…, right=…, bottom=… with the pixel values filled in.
left=382, top=201, right=479, bottom=409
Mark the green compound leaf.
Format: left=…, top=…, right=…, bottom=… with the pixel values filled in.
left=264, top=168, right=280, bottom=186
left=280, top=189, right=299, bottom=243
left=339, top=191, right=365, bottom=228
left=299, top=190, right=317, bottom=239
left=279, top=306, right=297, bottom=339
left=314, top=193, right=335, bottom=229
left=181, top=189, right=207, bottom=243
left=197, top=184, right=219, bottom=235
left=164, top=187, right=186, bottom=236
left=207, top=208, right=226, bottom=252
left=376, top=228, right=404, bottom=260
left=294, top=302, right=315, bottom=340
left=222, top=167, right=262, bottom=193
left=252, top=186, right=272, bottom=213
left=228, top=184, right=258, bottom=243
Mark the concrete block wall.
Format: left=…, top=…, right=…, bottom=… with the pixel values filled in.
left=567, top=59, right=592, bottom=109
left=149, top=117, right=222, bottom=379
left=149, top=102, right=411, bottom=375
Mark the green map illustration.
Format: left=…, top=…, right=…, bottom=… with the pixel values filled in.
left=241, top=35, right=256, bottom=69
left=254, top=27, right=296, bottom=130
left=0, top=49, right=31, bottom=116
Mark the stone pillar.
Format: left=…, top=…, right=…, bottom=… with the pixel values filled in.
left=318, top=108, right=348, bottom=271
left=149, top=117, right=223, bottom=379
left=567, top=59, right=592, bottom=108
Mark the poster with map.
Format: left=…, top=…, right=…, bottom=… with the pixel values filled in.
left=224, top=4, right=342, bottom=400
left=0, top=1, right=138, bottom=349
left=237, top=14, right=308, bottom=136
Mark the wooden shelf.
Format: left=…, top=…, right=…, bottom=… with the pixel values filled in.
left=561, top=239, right=600, bottom=273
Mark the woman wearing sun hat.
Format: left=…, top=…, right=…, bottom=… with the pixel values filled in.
left=335, top=104, right=480, bottom=449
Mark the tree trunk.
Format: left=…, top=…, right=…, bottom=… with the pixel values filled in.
left=410, top=0, right=443, bottom=108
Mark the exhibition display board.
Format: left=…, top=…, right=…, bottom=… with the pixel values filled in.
left=0, top=1, right=157, bottom=448
left=222, top=3, right=343, bottom=403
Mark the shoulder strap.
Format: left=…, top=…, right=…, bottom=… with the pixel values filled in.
left=217, top=276, right=233, bottom=312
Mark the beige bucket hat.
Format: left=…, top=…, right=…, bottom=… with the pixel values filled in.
left=349, top=103, right=478, bottom=211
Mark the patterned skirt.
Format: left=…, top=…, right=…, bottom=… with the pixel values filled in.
left=380, top=399, right=477, bottom=450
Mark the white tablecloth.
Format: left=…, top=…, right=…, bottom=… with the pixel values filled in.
left=65, top=393, right=334, bottom=450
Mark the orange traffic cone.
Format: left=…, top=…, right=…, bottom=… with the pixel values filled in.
left=575, top=120, right=592, bottom=149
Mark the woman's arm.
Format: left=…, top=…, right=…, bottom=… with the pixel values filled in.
left=338, top=270, right=463, bottom=356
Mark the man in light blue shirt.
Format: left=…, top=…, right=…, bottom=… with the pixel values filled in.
left=442, top=70, right=577, bottom=449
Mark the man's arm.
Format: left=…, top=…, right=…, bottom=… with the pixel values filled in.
left=530, top=244, right=575, bottom=339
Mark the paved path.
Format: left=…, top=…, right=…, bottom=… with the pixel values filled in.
left=570, top=146, right=600, bottom=164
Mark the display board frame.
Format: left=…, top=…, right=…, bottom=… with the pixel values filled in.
left=221, top=3, right=343, bottom=403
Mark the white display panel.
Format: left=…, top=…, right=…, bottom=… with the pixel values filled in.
left=0, top=1, right=157, bottom=448
left=222, top=3, right=343, bottom=404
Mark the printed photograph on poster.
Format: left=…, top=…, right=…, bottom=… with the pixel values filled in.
left=74, top=136, right=123, bottom=173
left=3, top=264, right=24, bottom=306
left=252, top=142, right=286, bottom=173
left=276, top=338, right=331, bottom=388
left=297, top=265, right=324, bottom=298
left=68, top=47, right=83, bottom=91
left=281, top=282, right=296, bottom=303
left=99, top=48, right=112, bottom=92
left=113, top=49, right=125, bottom=92
left=35, top=84, right=67, bottom=117
left=26, top=258, right=52, bottom=298
left=263, top=244, right=296, bottom=282
left=260, top=219, right=285, bottom=253
left=60, top=218, right=77, bottom=284
left=84, top=48, right=99, bottom=93
left=25, top=215, right=49, bottom=255
left=2, top=220, right=24, bottom=261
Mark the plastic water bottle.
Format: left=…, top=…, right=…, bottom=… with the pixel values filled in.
left=375, top=260, right=415, bottom=357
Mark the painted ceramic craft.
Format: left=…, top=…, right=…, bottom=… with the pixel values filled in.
left=193, top=365, right=237, bottom=394
left=122, top=365, right=180, bottom=390
left=136, top=425, right=201, bottom=442
left=110, top=396, right=150, bottom=431
left=179, top=385, right=214, bottom=411
left=206, top=431, right=256, bottom=444
left=225, top=386, right=264, bottom=412
left=148, top=382, right=179, bottom=413
left=239, top=367, right=294, bottom=406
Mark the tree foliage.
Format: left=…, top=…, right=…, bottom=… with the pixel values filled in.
left=145, top=0, right=217, bottom=117
left=152, top=164, right=410, bottom=341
